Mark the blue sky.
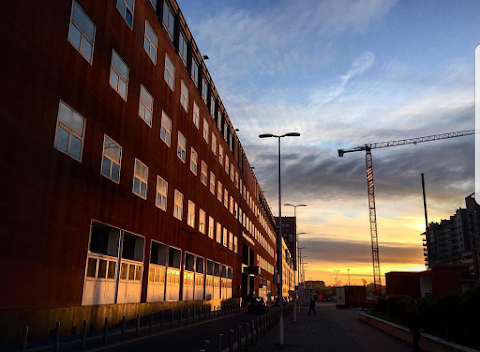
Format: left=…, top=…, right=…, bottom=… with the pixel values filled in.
left=177, top=0, right=479, bottom=285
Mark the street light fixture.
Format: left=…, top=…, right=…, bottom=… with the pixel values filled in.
left=284, top=203, right=307, bottom=322
left=259, top=131, right=300, bottom=346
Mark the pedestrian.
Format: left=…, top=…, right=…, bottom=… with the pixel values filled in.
left=308, top=296, right=316, bottom=316
left=406, top=299, right=421, bottom=352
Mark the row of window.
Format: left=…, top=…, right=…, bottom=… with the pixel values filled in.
left=66, top=0, right=276, bottom=258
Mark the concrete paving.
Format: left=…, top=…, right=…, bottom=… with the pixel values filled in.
left=250, top=303, right=414, bottom=352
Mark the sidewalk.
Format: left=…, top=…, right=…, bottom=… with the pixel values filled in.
left=250, top=303, right=413, bottom=352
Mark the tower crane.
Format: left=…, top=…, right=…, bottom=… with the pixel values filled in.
left=338, top=129, right=475, bottom=298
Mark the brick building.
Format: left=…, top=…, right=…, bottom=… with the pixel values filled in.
left=0, top=0, right=281, bottom=343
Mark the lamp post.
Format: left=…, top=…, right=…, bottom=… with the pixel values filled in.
left=295, top=234, right=306, bottom=312
left=284, top=204, right=306, bottom=323
left=298, top=247, right=306, bottom=305
left=259, top=132, right=300, bottom=346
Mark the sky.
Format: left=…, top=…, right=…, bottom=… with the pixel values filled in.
left=176, top=0, right=479, bottom=286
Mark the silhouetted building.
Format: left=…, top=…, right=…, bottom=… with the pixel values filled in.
left=275, top=216, right=297, bottom=269
left=465, top=193, right=480, bottom=276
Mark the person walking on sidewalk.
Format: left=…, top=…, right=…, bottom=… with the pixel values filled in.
left=308, top=297, right=317, bottom=316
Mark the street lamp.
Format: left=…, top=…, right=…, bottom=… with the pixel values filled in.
left=259, top=131, right=300, bottom=346
left=284, top=203, right=306, bottom=322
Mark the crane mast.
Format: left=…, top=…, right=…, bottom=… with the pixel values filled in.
left=338, top=129, right=475, bottom=299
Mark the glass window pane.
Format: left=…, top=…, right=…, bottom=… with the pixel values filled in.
left=69, top=135, right=82, bottom=160
left=98, top=259, right=107, bottom=278
left=141, top=86, right=153, bottom=109
left=111, top=162, right=120, bottom=181
left=68, top=23, right=81, bottom=49
left=155, top=267, right=160, bottom=282
left=126, top=10, right=133, bottom=26
left=112, top=51, right=128, bottom=79
left=135, top=266, right=142, bottom=281
left=134, top=178, right=140, bottom=194
left=70, top=112, right=85, bottom=136
left=120, top=263, right=128, bottom=280
left=55, top=126, right=69, bottom=153
left=101, top=156, right=111, bottom=176
left=126, top=0, right=134, bottom=10
left=149, top=267, right=155, bottom=283
left=145, top=23, right=157, bottom=46
left=80, top=39, right=93, bottom=61
left=128, top=264, right=135, bottom=280
left=116, top=0, right=126, bottom=19
left=87, top=258, right=97, bottom=278
left=143, top=38, right=150, bottom=54
left=140, top=182, right=146, bottom=197
left=108, top=261, right=116, bottom=279
left=104, top=136, right=121, bottom=162
left=145, top=110, right=152, bottom=125
left=110, top=71, right=119, bottom=90
left=118, top=79, right=127, bottom=99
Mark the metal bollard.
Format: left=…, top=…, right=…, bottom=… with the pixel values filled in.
left=81, top=320, right=87, bottom=349
left=149, top=313, right=154, bottom=334
left=217, top=334, right=223, bottom=352
left=244, top=323, right=249, bottom=351
left=238, top=326, right=242, bottom=352
left=161, top=310, right=164, bottom=330
left=179, top=309, right=183, bottom=326
left=21, top=326, right=28, bottom=352
left=136, top=314, right=140, bottom=336
left=229, top=329, right=234, bottom=352
left=54, top=321, right=61, bottom=352
left=121, top=316, right=126, bottom=340
left=187, top=308, right=190, bottom=324
left=204, top=340, right=210, bottom=352
left=102, top=318, right=108, bottom=344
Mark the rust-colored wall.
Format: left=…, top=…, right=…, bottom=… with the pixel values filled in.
left=385, top=272, right=421, bottom=299
left=0, top=0, right=276, bottom=336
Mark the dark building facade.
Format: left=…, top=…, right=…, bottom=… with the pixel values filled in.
left=0, top=0, right=279, bottom=344
left=275, top=216, right=297, bottom=270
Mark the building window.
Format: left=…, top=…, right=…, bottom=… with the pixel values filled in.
left=139, top=85, right=153, bottom=126
left=224, top=189, right=228, bottom=208
left=116, top=0, right=134, bottom=28
left=218, top=145, right=223, bottom=165
left=179, top=32, right=188, bottom=65
left=160, top=111, right=172, bottom=147
left=180, top=80, right=189, bottom=112
left=68, top=1, right=95, bottom=63
left=177, top=132, right=186, bottom=163
left=187, top=200, right=195, bottom=227
left=208, top=216, right=214, bottom=239
left=190, top=148, right=198, bottom=175
left=201, top=161, right=208, bottom=185
left=235, top=172, right=239, bottom=189
left=234, top=236, right=238, bottom=253
left=210, top=99, right=216, bottom=119
left=203, top=119, right=209, bottom=142
left=54, top=100, right=85, bottom=162
left=191, top=58, right=198, bottom=86
left=193, top=101, right=200, bottom=128
left=201, top=78, right=208, bottom=105
left=110, top=50, right=129, bottom=100
left=234, top=202, right=238, bottom=219
left=224, top=123, right=228, bottom=141
left=156, top=176, right=168, bottom=211
left=174, top=189, right=183, bottom=220
left=212, top=134, right=217, bottom=155
left=216, top=223, right=222, bottom=243
left=228, top=232, right=233, bottom=250
left=133, top=159, right=148, bottom=199
left=225, top=155, right=229, bottom=173
left=210, top=172, right=215, bottom=194
left=149, top=0, right=157, bottom=9
left=101, top=135, right=122, bottom=183
left=229, top=196, right=234, bottom=214
left=199, top=209, right=206, bottom=234
left=230, top=163, right=235, bottom=182
left=222, top=228, right=228, bottom=247
left=217, top=181, right=222, bottom=202
left=144, top=20, right=157, bottom=63
left=164, top=54, right=175, bottom=90
left=162, top=1, right=174, bottom=41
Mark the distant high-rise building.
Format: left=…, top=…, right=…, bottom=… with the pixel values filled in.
left=275, top=216, right=297, bottom=270
left=465, top=194, right=480, bottom=276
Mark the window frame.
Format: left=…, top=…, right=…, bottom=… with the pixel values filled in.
left=100, top=134, right=122, bottom=183
left=210, top=172, right=215, bottom=194
left=155, top=176, right=168, bottom=211
left=199, top=209, right=206, bottom=234
left=160, top=111, right=172, bottom=147
left=187, top=200, right=195, bottom=228
left=190, top=147, right=198, bottom=175
left=143, top=20, right=158, bottom=63
left=217, top=181, right=222, bottom=202
left=178, top=31, right=188, bottom=65
left=138, top=84, right=153, bottom=127
left=173, top=189, right=184, bottom=220
left=162, top=1, right=175, bottom=41
left=193, top=101, right=200, bottom=129
left=68, top=1, right=96, bottom=64
left=203, top=119, right=209, bottom=143
left=211, top=134, right=217, bottom=155
left=109, top=49, right=129, bottom=101
left=53, top=100, right=86, bottom=162
left=164, top=53, right=175, bottom=91
left=177, top=131, right=186, bottom=163
left=191, top=58, right=198, bottom=86
left=200, top=161, right=208, bottom=185
left=116, top=0, right=135, bottom=29
left=208, top=216, right=214, bottom=239
left=180, top=80, right=189, bottom=112
left=132, top=158, right=148, bottom=199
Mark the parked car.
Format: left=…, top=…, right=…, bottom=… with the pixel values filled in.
left=247, top=297, right=268, bottom=314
